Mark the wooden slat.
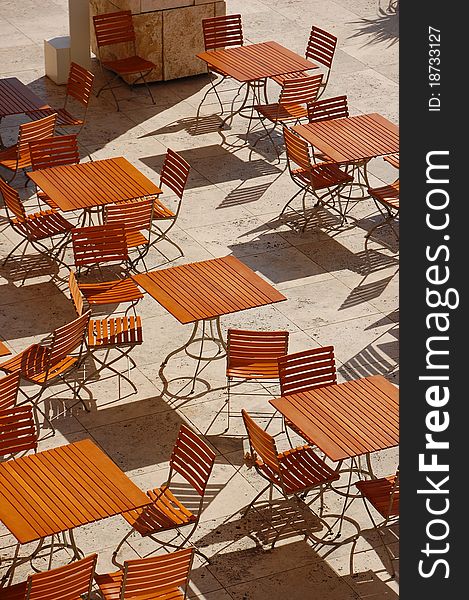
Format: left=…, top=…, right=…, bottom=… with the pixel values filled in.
left=0, top=438, right=150, bottom=544
left=0, top=341, right=11, bottom=357
left=133, top=255, right=286, bottom=324
left=197, top=41, right=318, bottom=83
left=270, top=375, right=399, bottom=462
left=0, top=78, right=51, bottom=118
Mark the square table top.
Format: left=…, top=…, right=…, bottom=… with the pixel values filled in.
left=133, top=255, right=287, bottom=324
left=0, top=77, right=51, bottom=118
left=0, top=438, right=151, bottom=544
left=0, top=341, right=11, bottom=357
left=293, top=113, right=399, bottom=163
left=27, top=156, right=162, bottom=212
left=270, top=375, right=399, bottom=462
left=197, top=41, right=318, bottom=83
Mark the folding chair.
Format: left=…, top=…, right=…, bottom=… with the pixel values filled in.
left=252, top=74, right=323, bottom=159
left=112, top=424, right=216, bottom=565
left=93, top=10, right=156, bottom=111
left=366, top=179, right=400, bottom=240
left=225, top=329, right=289, bottom=431
left=0, top=405, right=37, bottom=460
left=0, top=311, right=91, bottom=435
left=105, top=197, right=154, bottom=272
left=196, top=14, right=244, bottom=123
left=71, top=223, right=131, bottom=277
left=68, top=270, right=143, bottom=394
left=271, top=26, right=337, bottom=99
left=29, top=134, right=80, bottom=210
left=0, top=179, right=73, bottom=270
left=354, top=467, right=400, bottom=576
left=149, top=148, right=191, bottom=258
left=96, top=548, right=194, bottom=600
left=307, top=95, right=349, bottom=123
left=25, top=62, right=95, bottom=137
left=0, top=113, right=57, bottom=183
left=0, top=372, right=20, bottom=410
left=241, top=409, right=340, bottom=549
left=280, top=126, right=352, bottom=229
left=0, top=553, right=97, bottom=600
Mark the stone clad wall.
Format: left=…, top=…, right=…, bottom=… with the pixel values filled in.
left=89, top=0, right=226, bottom=82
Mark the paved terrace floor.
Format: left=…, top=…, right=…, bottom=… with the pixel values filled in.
left=0, top=0, right=399, bottom=598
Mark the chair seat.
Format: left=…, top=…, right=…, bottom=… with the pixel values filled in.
left=37, top=190, right=59, bottom=209
left=227, top=359, right=280, bottom=380
left=368, top=181, right=399, bottom=211
left=122, top=484, right=196, bottom=536
left=355, top=475, right=399, bottom=518
left=383, top=154, right=399, bottom=169
left=95, top=570, right=184, bottom=600
left=0, top=146, right=31, bottom=172
left=25, top=107, right=83, bottom=127
left=271, top=70, right=311, bottom=85
left=152, top=197, right=175, bottom=220
left=102, top=56, right=156, bottom=75
left=292, top=163, right=353, bottom=191
left=0, top=344, right=78, bottom=384
left=125, top=230, right=149, bottom=248
left=0, top=581, right=86, bottom=600
left=79, top=278, right=143, bottom=305
left=255, top=445, right=339, bottom=496
left=12, top=209, right=73, bottom=241
left=88, top=316, right=143, bottom=348
left=255, top=102, right=308, bottom=122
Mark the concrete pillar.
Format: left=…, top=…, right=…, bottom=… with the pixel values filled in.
left=69, top=0, right=92, bottom=69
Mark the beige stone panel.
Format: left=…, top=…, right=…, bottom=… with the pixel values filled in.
left=142, top=0, right=194, bottom=11
left=214, top=1, right=226, bottom=16
left=130, top=12, right=164, bottom=81
left=162, top=4, right=213, bottom=80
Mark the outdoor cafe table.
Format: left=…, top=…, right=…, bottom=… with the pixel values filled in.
left=197, top=41, right=318, bottom=127
left=0, top=78, right=51, bottom=119
left=0, top=438, right=150, bottom=585
left=133, top=255, right=287, bottom=394
left=27, top=156, right=163, bottom=222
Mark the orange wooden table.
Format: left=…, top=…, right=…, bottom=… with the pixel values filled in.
left=0, top=342, right=11, bottom=358
left=27, top=156, right=162, bottom=216
left=0, top=78, right=50, bottom=119
left=133, top=255, right=286, bottom=394
left=197, top=41, right=318, bottom=128
left=0, top=438, right=150, bottom=584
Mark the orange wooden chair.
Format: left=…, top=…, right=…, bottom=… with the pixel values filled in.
left=242, top=409, right=339, bottom=548
left=196, top=14, right=244, bottom=121
left=271, top=26, right=337, bottom=99
left=0, top=311, right=91, bottom=435
left=93, top=10, right=156, bottom=111
left=105, top=197, right=154, bottom=272
left=74, top=277, right=143, bottom=314
left=366, top=179, right=400, bottom=240
left=225, top=329, right=289, bottom=431
left=0, top=405, right=38, bottom=460
left=0, top=372, right=20, bottom=410
left=112, top=424, right=216, bottom=565
left=354, top=467, right=400, bottom=576
left=29, top=134, right=80, bottom=210
left=25, top=62, right=94, bottom=137
left=96, top=548, right=194, bottom=600
left=68, top=270, right=143, bottom=394
left=384, top=153, right=399, bottom=169
left=0, top=553, right=97, bottom=600
left=0, top=113, right=57, bottom=183
left=149, top=148, right=191, bottom=258
left=280, top=126, right=352, bottom=229
left=71, top=223, right=131, bottom=277
left=307, top=94, right=349, bottom=124
left=0, top=179, right=74, bottom=270
left=252, top=74, right=323, bottom=158
left=278, top=346, right=337, bottom=446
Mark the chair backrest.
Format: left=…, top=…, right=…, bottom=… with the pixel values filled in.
left=283, top=126, right=312, bottom=172
left=93, top=10, right=136, bottom=48
left=305, top=26, right=337, bottom=70
left=71, top=223, right=129, bottom=268
left=29, top=134, right=80, bottom=172
left=0, top=372, right=21, bottom=410
left=278, top=74, right=323, bottom=107
left=105, top=198, right=154, bottom=233
left=160, top=149, right=191, bottom=200
left=227, top=329, right=289, bottom=372
left=17, top=113, right=57, bottom=160
left=68, top=270, right=85, bottom=317
left=121, top=548, right=194, bottom=600
left=242, top=410, right=280, bottom=475
left=169, top=424, right=216, bottom=497
left=0, top=179, right=27, bottom=223
left=202, top=14, right=243, bottom=50
left=278, top=346, right=336, bottom=396
left=48, top=311, right=91, bottom=367
left=65, top=62, right=95, bottom=108
left=25, top=553, right=97, bottom=600
left=307, top=95, right=349, bottom=123
left=0, top=405, right=38, bottom=459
